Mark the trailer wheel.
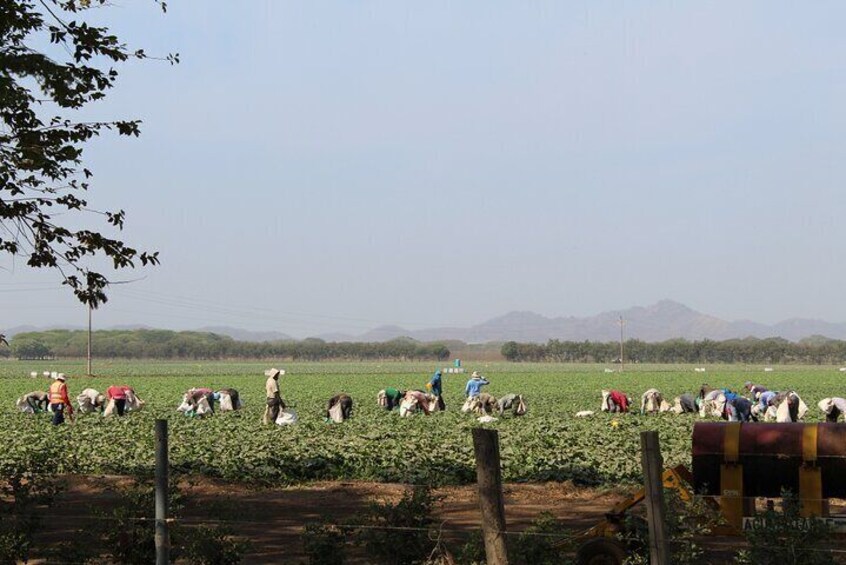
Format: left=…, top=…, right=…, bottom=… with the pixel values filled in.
left=576, top=538, right=627, bottom=565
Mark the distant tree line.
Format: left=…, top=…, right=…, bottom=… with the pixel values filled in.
left=6, top=330, right=451, bottom=361
left=501, top=336, right=846, bottom=364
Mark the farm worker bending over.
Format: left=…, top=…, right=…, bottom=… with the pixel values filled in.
left=771, top=391, right=807, bottom=422
left=106, top=385, right=144, bottom=416
left=326, top=394, right=353, bottom=422
left=18, top=391, right=49, bottom=413
left=474, top=392, right=497, bottom=416
left=724, top=396, right=753, bottom=422
left=379, top=388, right=404, bottom=410
left=465, top=372, right=489, bottom=398
left=217, top=388, right=241, bottom=411
left=405, top=390, right=433, bottom=415
left=640, top=389, right=665, bottom=414
left=744, top=382, right=768, bottom=397
left=263, top=368, right=285, bottom=424
left=189, top=388, right=215, bottom=413
left=819, top=398, right=846, bottom=422
left=695, top=385, right=715, bottom=410
left=601, top=390, right=630, bottom=413
left=672, top=394, right=696, bottom=414
left=77, top=388, right=105, bottom=413
left=106, top=385, right=132, bottom=417
left=427, top=369, right=446, bottom=411
left=757, top=390, right=777, bottom=413
left=497, top=394, right=527, bottom=416
left=49, top=373, right=73, bottom=425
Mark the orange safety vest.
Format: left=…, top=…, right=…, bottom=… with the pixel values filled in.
left=49, top=381, right=66, bottom=404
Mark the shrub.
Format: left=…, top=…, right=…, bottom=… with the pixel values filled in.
left=735, top=491, right=836, bottom=565
left=354, top=486, right=438, bottom=565
left=618, top=488, right=717, bottom=564
left=507, top=512, right=574, bottom=565
left=0, top=457, right=62, bottom=563
left=303, top=522, right=347, bottom=565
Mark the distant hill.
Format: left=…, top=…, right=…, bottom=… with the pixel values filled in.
left=8, top=300, right=846, bottom=344
left=319, top=300, right=846, bottom=343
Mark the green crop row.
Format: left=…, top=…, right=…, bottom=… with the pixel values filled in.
left=1, top=361, right=843, bottom=486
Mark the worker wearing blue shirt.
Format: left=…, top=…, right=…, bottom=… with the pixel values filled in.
left=427, top=369, right=446, bottom=410
left=758, top=390, right=777, bottom=413
left=465, top=371, right=489, bottom=398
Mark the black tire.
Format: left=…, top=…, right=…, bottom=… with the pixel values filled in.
left=576, top=538, right=627, bottom=565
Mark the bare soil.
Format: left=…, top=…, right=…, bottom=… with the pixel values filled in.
left=39, top=476, right=846, bottom=563
left=38, top=476, right=620, bottom=563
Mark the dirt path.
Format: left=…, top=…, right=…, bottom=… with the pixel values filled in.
left=39, top=476, right=621, bottom=563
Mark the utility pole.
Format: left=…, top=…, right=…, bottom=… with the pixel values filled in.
left=84, top=276, right=145, bottom=378
left=618, top=316, right=625, bottom=372
left=87, top=303, right=92, bottom=376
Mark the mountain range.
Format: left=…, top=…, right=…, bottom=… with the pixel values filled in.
left=5, top=300, right=846, bottom=343
left=313, top=300, right=846, bottom=343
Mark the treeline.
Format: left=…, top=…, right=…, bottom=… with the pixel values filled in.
left=7, top=330, right=451, bottom=361
left=501, top=336, right=846, bottom=364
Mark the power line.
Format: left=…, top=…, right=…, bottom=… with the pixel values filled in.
left=107, top=289, right=410, bottom=334
left=115, top=288, right=429, bottom=327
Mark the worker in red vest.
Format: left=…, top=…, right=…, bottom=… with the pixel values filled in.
left=49, top=373, right=73, bottom=425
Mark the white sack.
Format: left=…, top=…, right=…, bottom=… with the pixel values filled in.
left=194, top=396, right=212, bottom=416
left=77, top=388, right=100, bottom=413
left=15, top=397, right=34, bottom=414
left=276, top=410, right=298, bottom=425
left=218, top=393, right=234, bottom=412
left=176, top=394, right=192, bottom=413
left=399, top=398, right=417, bottom=417
left=600, top=390, right=611, bottom=412
left=124, top=390, right=144, bottom=412
left=328, top=402, right=345, bottom=423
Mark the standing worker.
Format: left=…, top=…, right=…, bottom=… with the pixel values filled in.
left=427, top=369, right=446, bottom=410
left=263, top=368, right=285, bottom=424
left=465, top=371, right=489, bottom=398
left=48, top=373, right=73, bottom=425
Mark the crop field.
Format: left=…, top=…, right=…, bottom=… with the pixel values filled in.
left=1, top=360, right=844, bottom=487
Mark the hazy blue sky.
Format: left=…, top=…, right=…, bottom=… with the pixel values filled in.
left=3, top=1, right=846, bottom=336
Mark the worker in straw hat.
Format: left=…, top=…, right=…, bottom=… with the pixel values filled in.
left=263, top=368, right=286, bottom=424
left=48, top=373, right=73, bottom=425
left=464, top=371, right=489, bottom=399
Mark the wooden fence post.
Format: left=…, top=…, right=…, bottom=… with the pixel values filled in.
left=472, top=427, right=509, bottom=565
left=155, top=419, right=170, bottom=565
left=640, top=431, right=670, bottom=565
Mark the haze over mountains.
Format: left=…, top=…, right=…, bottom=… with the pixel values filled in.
left=6, top=300, right=846, bottom=344
left=315, top=300, right=846, bottom=343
